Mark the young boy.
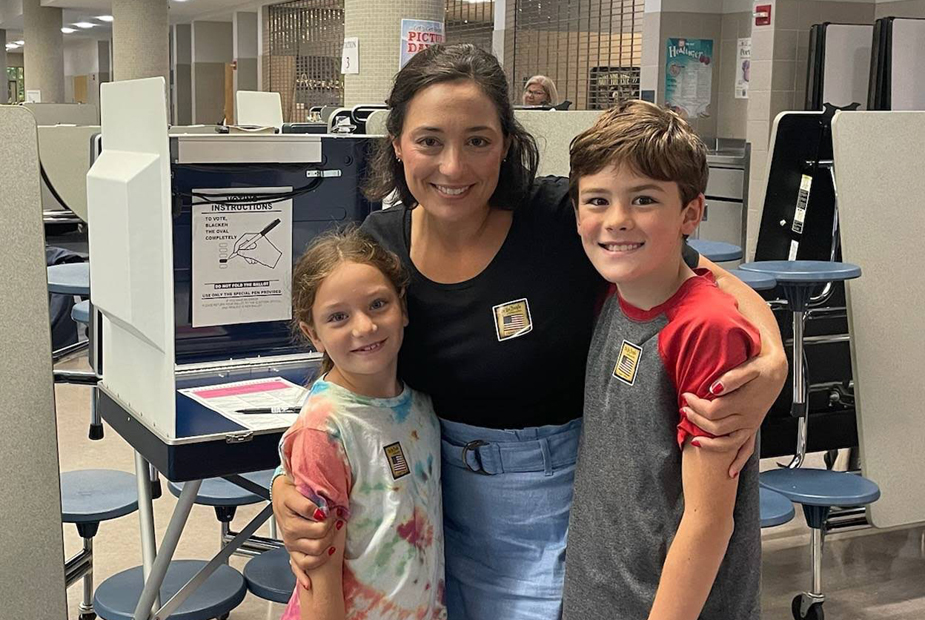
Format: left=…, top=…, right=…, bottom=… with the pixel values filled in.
left=561, top=100, right=762, bottom=620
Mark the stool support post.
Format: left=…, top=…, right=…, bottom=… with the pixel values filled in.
left=786, top=310, right=808, bottom=469
left=80, top=537, right=94, bottom=617
left=811, top=527, right=824, bottom=596
left=133, top=480, right=201, bottom=620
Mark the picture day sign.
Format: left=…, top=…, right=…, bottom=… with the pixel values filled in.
left=400, top=19, right=445, bottom=69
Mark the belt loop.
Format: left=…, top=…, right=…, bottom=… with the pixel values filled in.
left=539, top=437, right=553, bottom=476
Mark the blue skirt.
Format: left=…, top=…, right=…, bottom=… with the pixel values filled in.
left=440, top=417, right=582, bottom=620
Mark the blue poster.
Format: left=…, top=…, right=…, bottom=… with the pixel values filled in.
left=665, top=38, right=714, bottom=119
left=400, top=19, right=445, bottom=69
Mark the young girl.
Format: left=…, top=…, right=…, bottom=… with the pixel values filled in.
left=279, top=227, right=446, bottom=620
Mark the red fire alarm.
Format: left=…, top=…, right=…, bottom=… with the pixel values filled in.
left=754, top=4, right=771, bottom=26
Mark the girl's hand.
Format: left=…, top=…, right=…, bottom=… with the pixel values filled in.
left=681, top=350, right=787, bottom=478
left=272, top=475, right=342, bottom=589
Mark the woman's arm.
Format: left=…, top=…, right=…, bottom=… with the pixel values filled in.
left=299, top=524, right=348, bottom=620
left=686, top=256, right=788, bottom=476
left=646, top=441, right=739, bottom=620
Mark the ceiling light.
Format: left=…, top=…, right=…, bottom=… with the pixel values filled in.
left=5, top=43, right=20, bottom=49
left=61, top=27, right=76, bottom=34
left=14, top=40, right=24, bottom=45
left=74, top=22, right=95, bottom=29
left=97, top=15, right=114, bottom=22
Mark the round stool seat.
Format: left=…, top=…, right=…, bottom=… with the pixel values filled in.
left=728, top=269, right=777, bottom=292
left=760, top=468, right=881, bottom=507
left=72, top=299, right=91, bottom=324
left=61, top=469, right=138, bottom=524
left=739, top=260, right=861, bottom=284
left=760, top=487, right=795, bottom=528
left=167, top=469, right=275, bottom=507
left=47, top=262, right=90, bottom=295
left=688, top=239, right=743, bottom=262
left=243, top=547, right=296, bottom=603
left=93, top=560, right=246, bottom=620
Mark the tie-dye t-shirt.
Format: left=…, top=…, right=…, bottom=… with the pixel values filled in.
left=279, top=377, right=446, bottom=620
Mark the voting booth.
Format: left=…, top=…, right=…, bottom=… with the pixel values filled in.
left=869, top=16, right=925, bottom=110
left=89, top=78, right=380, bottom=482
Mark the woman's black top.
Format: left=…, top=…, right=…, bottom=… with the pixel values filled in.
left=361, top=176, right=699, bottom=429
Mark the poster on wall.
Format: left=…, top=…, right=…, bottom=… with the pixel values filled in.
left=736, top=37, right=751, bottom=99
left=400, top=19, right=445, bottom=69
left=664, top=38, right=713, bottom=119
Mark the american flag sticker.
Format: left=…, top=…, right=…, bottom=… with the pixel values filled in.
left=384, top=442, right=411, bottom=479
left=613, top=340, right=642, bottom=386
left=492, top=298, right=533, bottom=341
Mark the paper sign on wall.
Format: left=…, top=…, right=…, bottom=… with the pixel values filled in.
left=25, top=89, right=41, bottom=103
left=664, top=38, right=714, bottom=119
left=400, top=19, right=445, bottom=69
left=191, top=187, right=293, bottom=328
left=736, top=38, right=751, bottom=99
left=342, top=37, right=359, bottom=74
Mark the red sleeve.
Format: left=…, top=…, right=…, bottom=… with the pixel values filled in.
left=282, top=424, right=352, bottom=519
left=658, top=298, right=761, bottom=449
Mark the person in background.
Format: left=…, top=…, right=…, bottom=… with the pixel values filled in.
left=522, top=75, right=559, bottom=106
left=272, top=43, right=787, bottom=620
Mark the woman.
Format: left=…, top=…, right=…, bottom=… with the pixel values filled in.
left=522, top=75, right=558, bottom=106
left=273, top=44, right=787, bottom=620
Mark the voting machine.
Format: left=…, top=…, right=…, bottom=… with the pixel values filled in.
left=88, top=78, right=380, bottom=481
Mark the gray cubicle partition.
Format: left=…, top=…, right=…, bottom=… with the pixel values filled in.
left=0, top=106, right=68, bottom=619
left=833, top=110, right=925, bottom=529
left=806, top=23, right=873, bottom=110
left=24, top=102, right=100, bottom=125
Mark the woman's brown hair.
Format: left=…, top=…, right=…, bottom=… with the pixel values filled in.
left=292, top=226, right=409, bottom=376
left=363, top=43, right=540, bottom=211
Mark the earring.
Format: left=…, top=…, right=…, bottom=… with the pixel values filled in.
left=396, top=155, right=402, bottom=163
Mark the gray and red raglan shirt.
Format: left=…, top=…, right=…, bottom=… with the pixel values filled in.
left=563, top=269, right=763, bottom=620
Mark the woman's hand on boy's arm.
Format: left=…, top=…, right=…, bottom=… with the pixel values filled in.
left=272, top=475, right=341, bottom=589
left=691, top=256, right=788, bottom=477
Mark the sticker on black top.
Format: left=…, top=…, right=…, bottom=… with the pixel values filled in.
left=384, top=442, right=410, bottom=479
left=613, top=340, right=642, bottom=386
left=492, top=298, right=533, bottom=341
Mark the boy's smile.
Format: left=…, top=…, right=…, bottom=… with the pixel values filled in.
left=575, top=164, right=703, bottom=310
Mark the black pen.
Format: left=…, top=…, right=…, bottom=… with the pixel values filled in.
left=236, top=406, right=302, bottom=414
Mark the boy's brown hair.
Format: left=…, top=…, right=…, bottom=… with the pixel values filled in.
left=568, top=100, right=708, bottom=207
left=292, top=225, right=409, bottom=376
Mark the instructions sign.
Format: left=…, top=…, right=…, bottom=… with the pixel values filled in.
left=664, top=38, right=714, bottom=119
left=400, top=19, right=445, bottom=69
left=736, top=38, right=751, bottom=99
left=191, top=187, right=293, bottom=328
left=342, top=37, right=359, bottom=74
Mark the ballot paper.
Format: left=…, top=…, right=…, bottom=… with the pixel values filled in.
left=180, top=377, right=307, bottom=431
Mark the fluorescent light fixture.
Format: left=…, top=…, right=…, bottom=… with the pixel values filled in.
left=14, top=40, right=24, bottom=45
left=5, top=43, right=20, bottom=49
left=97, top=15, right=114, bottom=22
left=74, top=22, right=95, bottom=29
left=61, top=27, right=77, bottom=33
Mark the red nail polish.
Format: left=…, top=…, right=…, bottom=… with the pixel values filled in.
left=336, top=520, right=344, bottom=530
left=327, top=546, right=336, bottom=556
left=692, top=439, right=701, bottom=448
left=313, top=508, right=326, bottom=522
left=711, top=381, right=725, bottom=395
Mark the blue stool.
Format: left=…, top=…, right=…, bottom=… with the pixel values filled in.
left=760, top=487, right=795, bottom=528
left=740, top=260, right=880, bottom=620
left=728, top=268, right=777, bottom=292
left=61, top=470, right=139, bottom=620
left=243, top=546, right=296, bottom=604
left=688, top=239, right=743, bottom=263
left=168, top=469, right=275, bottom=557
left=93, top=560, right=246, bottom=620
